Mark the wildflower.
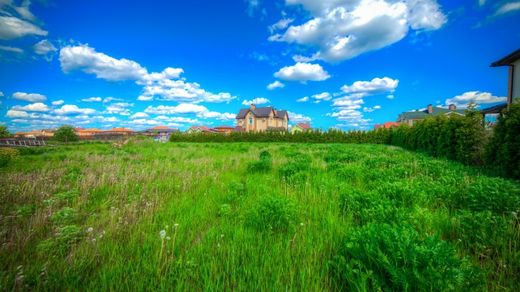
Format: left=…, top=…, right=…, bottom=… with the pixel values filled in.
left=86, top=227, right=94, bottom=233
left=166, top=236, right=171, bottom=241
left=160, top=230, right=167, bottom=239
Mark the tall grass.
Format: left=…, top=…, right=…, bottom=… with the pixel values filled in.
left=0, top=141, right=519, bottom=290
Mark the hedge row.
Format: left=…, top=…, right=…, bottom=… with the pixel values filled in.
left=169, top=128, right=391, bottom=144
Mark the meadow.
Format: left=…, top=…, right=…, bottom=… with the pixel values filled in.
left=1, top=141, right=519, bottom=291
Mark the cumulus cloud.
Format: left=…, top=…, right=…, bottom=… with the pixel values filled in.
left=445, top=91, right=506, bottom=107
left=105, top=102, right=133, bottom=115
left=311, top=92, right=332, bottom=103
left=144, top=103, right=235, bottom=120
left=130, top=112, right=149, bottom=119
left=363, top=105, right=381, bottom=112
left=12, top=102, right=50, bottom=112
left=33, top=39, right=57, bottom=56
left=297, top=96, right=309, bottom=102
left=81, top=97, right=102, bottom=102
left=267, top=80, right=285, bottom=90
left=51, top=100, right=64, bottom=106
left=341, top=77, right=399, bottom=95
left=274, top=62, right=330, bottom=82
left=6, top=109, right=30, bottom=118
left=0, top=15, right=47, bottom=40
left=12, top=92, right=46, bottom=102
left=288, top=111, right=312, bottom=123
left=54, top=104, right=96, bottom=115
left=60, top=45, right=148, bottom=81
left=60, top=44, right=236, bottom=103
left=273, top=0, right=447, bottom=62
left=242, top=97, right=270, bottom=105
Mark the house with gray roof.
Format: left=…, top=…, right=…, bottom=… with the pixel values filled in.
left=236, top=104, right=289, bottom=132
left=398, top=104, right=465, bottom=126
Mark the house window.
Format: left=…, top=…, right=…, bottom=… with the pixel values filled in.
left=249, top=118, right=253, bottom=125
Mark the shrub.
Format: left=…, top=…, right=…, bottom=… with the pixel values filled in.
left=246, top=196, right=298, bottom=233
left=485, top=102, right=520, bottom=179
left=53, top=125, right=79, bottom=142
left=329, top=223, right=481, bottom=291
left=0, top=147, right=19, bottom=167
left=453, top=177, right=520, bottom=214
left=247, top=151, right=272, bottom=173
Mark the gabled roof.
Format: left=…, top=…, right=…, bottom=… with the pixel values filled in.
left=480, top=103, right=507, bottom=114
left=491, top=48, right=520, bottom=67
left=399, top=107, right=465, bottom=120
left=236, top=106, right=288, bottom=119
left=295, top=123, right=311, bottom=129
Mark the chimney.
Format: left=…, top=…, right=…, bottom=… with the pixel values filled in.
left=250, top=104, right=256, bottom=110
left=448, top=104, right=456, bottom=111
left=427, top=104, right=433, bottom=114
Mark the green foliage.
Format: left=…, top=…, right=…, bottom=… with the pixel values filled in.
left=329, top=223, right=481, bottom=291
left=51, top=207, right=77, bottom=225
left=0, top=125, right=11, bottom=138
left=246, top=196, right=298, bottom=233
left=37, top=225, right=83, bottom=256
left=53, top=125, right=79, bottom=142
left=485, top=103, right=520, bottom=179
left=248, top=150, right=273, bottom=173
left=170, top=128, right=390, bottom=144
left=0, top=147, right=19, bottom=167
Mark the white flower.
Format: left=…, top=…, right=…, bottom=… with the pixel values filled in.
left=86, top=227, right=94, bottom=233
left=166, top=236, right=171, bottom=241
left=159, top=229, right=167, bottom=239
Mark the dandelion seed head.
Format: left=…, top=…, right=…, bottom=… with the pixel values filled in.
left=160, top=229, right=167, bottom=239
left=86, top=227, right=94, bottom=233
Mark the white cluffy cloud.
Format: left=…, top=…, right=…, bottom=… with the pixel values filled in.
left=274, top=62, right=330, bottom=82
left=267, top=80, right=285, bottom=90
left=341, top=77, right=399, bottom=96
left=297, top=96, right=309, bottom=103
left=81, top=97, right=102, bottom=102
left=242, top=97, right=270, bottom=105
left=12, top=102, right=50, bottom=112
left=59, top=44, right=236, bottom=103
left=52, top=100, right=64, bottom=106
left=105, top=102, right=133, bottom=116
left=144, top=103, right=235, bottom=120
left=329, top=76, right=398, bottom=128
left=12, top=92, right=46, bottom=102
left=288, top=111, right=312, bottom=123
left=445, top=91, right=506, bottom=107
left=54, top=104, right=96, bottom=115
left=271, top=0, right=447, bottom=62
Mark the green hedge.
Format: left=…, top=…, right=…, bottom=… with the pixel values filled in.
left=390, top=106, right=486, bottom=165
left=484, top=103, right=520, bottom=179
left=170, top=128, right=392, bottom=144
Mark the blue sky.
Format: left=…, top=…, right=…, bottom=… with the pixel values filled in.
left=0, top=0, right=519, bottom=131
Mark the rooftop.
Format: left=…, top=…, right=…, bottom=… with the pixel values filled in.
left=491, top=48, right=520, bottom=67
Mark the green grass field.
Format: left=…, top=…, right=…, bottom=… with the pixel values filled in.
left=1, top=141, right=519, bottom=290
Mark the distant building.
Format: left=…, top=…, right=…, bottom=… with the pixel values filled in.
left=374, top=122, right=401, bottom=129
left=15, top=129, right=55, bottom=138
left=76, top=128, right=103, bottom=137
left=142, top=126, right=178, bottom=136
left=186, top=126, right=218, bottom=134
left=104, top=128, right=134, bottom=135
left=482, top=48, right=520, bottom=116
left=398, top=104, right=465, bottom=126
left=491, top=48, right=520, bottom=105
left=213, top=126, right=235, bottom=134
left=290, top=123, right=311, bottom=133
left=236, top=104, right=289, bottom=132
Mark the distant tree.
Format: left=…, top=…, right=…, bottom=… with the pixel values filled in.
left=54, top=125, right=79, bottom=142
left=0, top=126, right=11, bottom=138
